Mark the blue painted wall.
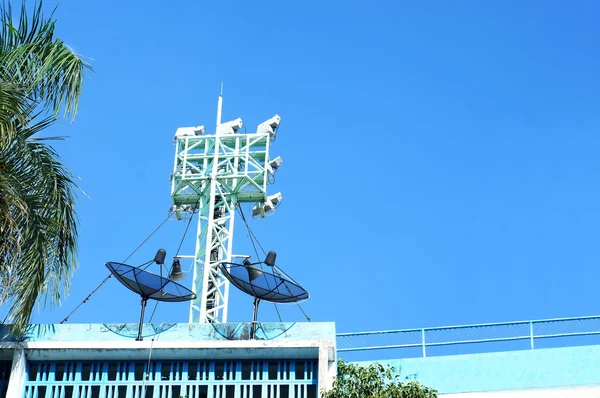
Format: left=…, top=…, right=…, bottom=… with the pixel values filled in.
left=355, top=344, right=600, bottom=394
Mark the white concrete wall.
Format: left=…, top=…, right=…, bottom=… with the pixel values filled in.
left=442, top=385, right=600, bottom=398
left=6, top=348, right=26, bottom=398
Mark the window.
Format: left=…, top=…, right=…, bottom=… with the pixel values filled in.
left=24, top=359, right=318, bottom=398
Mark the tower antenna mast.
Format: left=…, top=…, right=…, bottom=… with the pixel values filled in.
left=170, top=86, right=282, bottom=323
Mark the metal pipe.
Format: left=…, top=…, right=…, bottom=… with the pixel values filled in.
left=530, top=322, right=535, bottom=349
left=216, top=82, right=223, bottom=129
left=251, top=298, right=261, bottom=339
left=136, top=297, right=148, bottom=341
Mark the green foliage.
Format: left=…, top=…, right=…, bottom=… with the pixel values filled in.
left=322, top=360, right=437, bottom=398
left=0, top=0, right=91, bottom=334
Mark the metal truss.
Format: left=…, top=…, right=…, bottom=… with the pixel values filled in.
left=171, top=131, right=272, bottom=323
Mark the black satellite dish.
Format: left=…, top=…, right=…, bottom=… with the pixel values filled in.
left=106, top=249, right=196, bottom=341
left=220, top=251, right=309, bottom=338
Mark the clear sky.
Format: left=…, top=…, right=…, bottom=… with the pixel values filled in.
left=22, top=0, right=600, bottom=337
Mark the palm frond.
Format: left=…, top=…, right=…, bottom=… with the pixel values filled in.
left=0, top=0, right=93, bottom=120
left=0, top=0, right=88, bottom=333
left=0, top=81, right=28, bottom=143
left=0, top=108, right=78, bottom=332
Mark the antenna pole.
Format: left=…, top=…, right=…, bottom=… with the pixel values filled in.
left=216, top=82, right=223, bottom=129
left=136, top=297, right=148, bottom=341
left=251, top=297, right=261, bottom=339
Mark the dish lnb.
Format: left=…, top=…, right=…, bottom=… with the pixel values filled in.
left=216, top=118, right=243, bottom=135
left=173, top=126, right=205, bottom=141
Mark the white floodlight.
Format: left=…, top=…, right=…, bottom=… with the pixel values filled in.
left=268, top=192, right=282, bottom=206
left=256, top=115, right=281, bottom=139
left=252, top=203, right=264, bottom=218
left=266, top=156, right=283, bottom=175
left=174, top=125, right=205, bottom=141
left=252, top=192, right=283, bottom=219
left=171, top=204, right=195, bottom=220
left=216, top=118, right=243, bottom=135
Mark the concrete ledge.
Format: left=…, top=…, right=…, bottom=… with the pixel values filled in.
left=355, top=344, right=600, bottom=394
left=441, top=385, right=600, bottom=397
left=24, top=340, right=333, bottom=361
left=1, top=322, right=335, bottom=343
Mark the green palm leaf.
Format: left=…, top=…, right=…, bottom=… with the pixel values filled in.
left=0, top=0, right=91, bottom=334
left=0, top=1, right=91, bottom=120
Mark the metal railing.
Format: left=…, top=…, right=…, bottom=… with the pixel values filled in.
left=336, top=315, right=600, bottom=357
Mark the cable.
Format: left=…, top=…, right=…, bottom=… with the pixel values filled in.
left=148, top=203, right=198, bottom=325
left=175, top=203, right=197, bottom=257
left=59, top=212, right=173, bottom=324
left=274, top=302, right=283, bottom=323
left=236, top=205, right=283, bottom=322
left=237, top=205, right=310, bottom=323
left=254, top=322, right=296, bottom=340
left=122, top=212, right=174, bottom=264
left=139, top=259, right=155, bottom=270
left=296, top=303, right=311, bottom=322
left=142, top=322, right=166, bottom=395
left=147, top=302, right=160, bottom=326
left=237, top=206, right=267, bottom=256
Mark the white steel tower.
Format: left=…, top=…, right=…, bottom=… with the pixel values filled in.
left=170, top=93, right=282, bottom=323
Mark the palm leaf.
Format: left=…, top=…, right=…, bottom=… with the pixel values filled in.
left=0, top=0, right=90, bottom=333
left=0, top=0, right=92, bottom=120
left=0, top=81, right=28, bottom=143
left=0, top=109, right=78, bottom=332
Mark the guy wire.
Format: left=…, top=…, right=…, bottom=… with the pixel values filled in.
left=59, top=211, right=173, bottom=324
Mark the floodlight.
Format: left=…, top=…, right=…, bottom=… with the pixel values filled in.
left=252, top=203, right=263, bottom=218
left=174, top=125, right=205, bottom=141
left=268, top=192, right=282, bottom=206
left=257, top=115, right=281, bottom=140
left=216, top=118, right=243, bottom=135
left=247, top=267, right=263, bottom=282
left=252, top=192, right=283, bottom=219
left=266, top=156, right=283, bottom=175
left=171, top=204, right=194, bottom=220
left=169, top=258, right=186, bottom=281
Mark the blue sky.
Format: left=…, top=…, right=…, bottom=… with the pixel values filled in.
left=22, top=0, right=600, bottom=337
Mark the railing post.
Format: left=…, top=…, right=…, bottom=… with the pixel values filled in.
left=421, top=329, right=427, bottom=357
left=529, top=321, right=535, bottom=349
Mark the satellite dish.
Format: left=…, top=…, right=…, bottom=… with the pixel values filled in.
left=220, top=251, right=308, bottom=338
left=106, top=250, right=196, bottom=341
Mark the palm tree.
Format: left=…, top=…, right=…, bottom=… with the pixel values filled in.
left=0, top=1, right=92, bottom=333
